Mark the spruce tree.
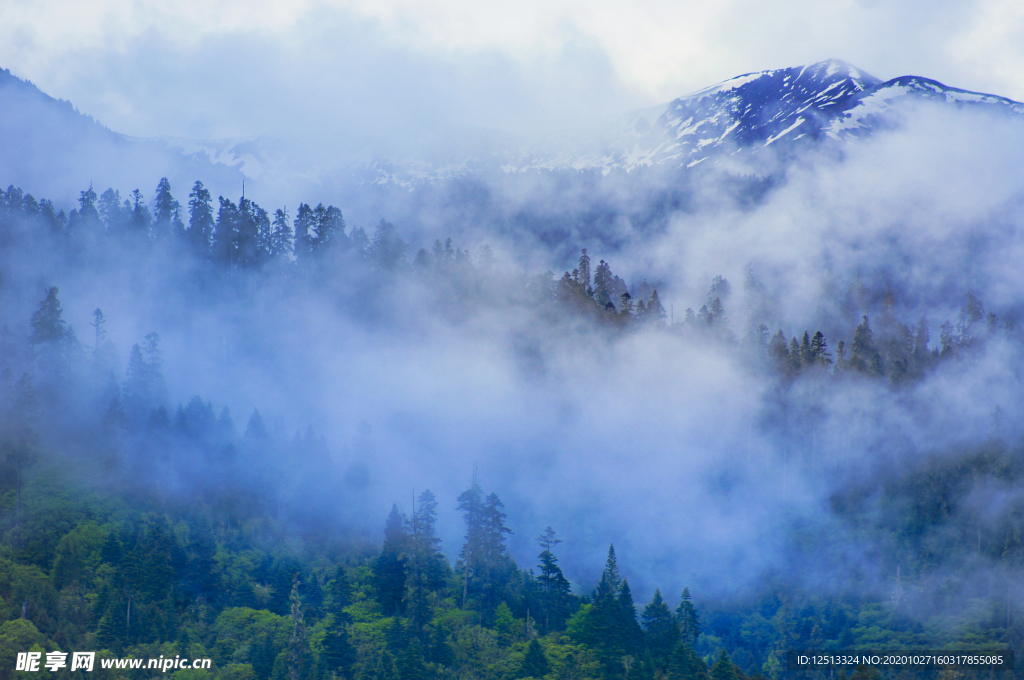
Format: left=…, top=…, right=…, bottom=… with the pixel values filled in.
left=519, top=639, right=549, bottom=679
left=153, top=178, right=180, bottom=238
left=407, top=489, right=445, bottom=627
left=214, top=197, right=238, bottom=264
left=577, top=248, right=592, bottom=295
left=710, top=650, right=738, bottom=680
left=586, top=545, right=626, bottom=677
left=617, top=579, right=644, bottom=656
left=851, top=316, right=876, bottom=360
left=642, top=588, right=678, bottom=669
left=322, top=622, right=357, bottom=678
left=271, top=208, right=294, bottom=257
left=188, top=181, right=214, bottom=256
left=536, top=527, right=572, bottom=632
left=98, top=188, right=126, bottom=231
left=236, top=197, right=261, bottom=267
left=457, top=475, right=485, bottom=609
left=676, top=587, right=700, bottom=647
left=649, top=290, right=667, bottom=324
left=374, top=505, right=409, bottom=616
left=668, top=641, right=709, bottom=680
left=129, top=189, right=151, bottom=234
left=593, top=259, right=614, bottom=307
left=293, top=203, right=314, bottom=260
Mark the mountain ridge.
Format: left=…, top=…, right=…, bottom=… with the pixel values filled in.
left=2, top=60, right=1022, bottom=206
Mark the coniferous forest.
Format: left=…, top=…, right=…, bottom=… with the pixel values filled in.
left=2, top=173, right=1024, bottom=680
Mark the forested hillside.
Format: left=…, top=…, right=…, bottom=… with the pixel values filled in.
left=1, top=177, right=1023, bottom=680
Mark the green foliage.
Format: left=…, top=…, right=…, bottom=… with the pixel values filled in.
left=519, top=638, right=549, bottom=679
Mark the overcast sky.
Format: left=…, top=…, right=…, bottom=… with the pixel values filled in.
left=2, top=0, right=1023, bottom=142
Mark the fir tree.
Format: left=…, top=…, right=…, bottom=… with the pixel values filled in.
left=129, top=189, right=151, bottom=234
left=577, top=248, right=592, bottom=295
left=153, top=177, right=181, bottom=238
left=649, top=290, right=668, bottom=324
left=710, top=650, right=738, bottom=680
left=293, top=203, right=314, bottom=260
left=536, top=527, right=572, bottom=632
left=370, top=219, right=408, bottom=271
left=408, top=489, right=445, bottom=627
left=519, top=639, right=549, bottom=679
left=374, top=505, right=409, bottom=616
left=214, top=197, right=239, bottom=264
left=271, top=208, right=294, bottom=257
left=676, top=587, right=700, bottom=647
left=642, top=588, right=678, bottom=669
left=98, top=188, right=126, bottom=231
left=188, top=181, right=214, bottom=255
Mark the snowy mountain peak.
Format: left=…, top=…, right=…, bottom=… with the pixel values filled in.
left=684, top=59, right=880, bottom=103
left=493, top=60, right=1023, bottom=177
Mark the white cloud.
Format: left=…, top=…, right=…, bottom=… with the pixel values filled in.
left=2, top=0, right=1023, bottom=143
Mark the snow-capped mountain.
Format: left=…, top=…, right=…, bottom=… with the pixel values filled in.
left=490, top=59, right=1024, bottom=177
left=3, top=60, right=1022, bottom=209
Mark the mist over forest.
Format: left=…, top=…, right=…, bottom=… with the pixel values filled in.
left=3, top=56, right=1024, bottom=680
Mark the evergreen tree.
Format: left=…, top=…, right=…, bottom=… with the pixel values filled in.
left=1, top=375, right=39, bottom=527
left=617, top=579, right=644, bottom=656
left=479, top=491, right=514, bottom=615
left=407, top=489, right=445, bottom=627
left=620, top=292, right=634, bottom=318
left=396, top=639, right=427, bottom=680
left=788, top=337, right=801, bottom=372
left=668, top=641, right=709, bottom=680
left=638, top=649, right=657, bottom=680
left=708, top=275, right=731, bottom=302
left=519, top=639, right=549, bottom=679
left=312, top=204, right=346, bottom=253
left=707, top=297, right=725, bottom=326
left=809, top=331, right=831, bottom=365
left=30, top=287, right=78, bottom=389
left=236, top=196, right=262, bottom=267
left=374, top=505, right=409, bottom=616
left=770, top=330, right=788, bottom=369
left=293, top=204, right=315, bottom=260
left=851, top=316, right=876, bottom=361
left=676, top=587, right=700, bottom=647
left=188, top=181, right=214, bottom=255
left=800, top=331, right=812, bottom=365
left=287, top=577, right=311, bottom=680
left=593, top=259, right=615, bottom=307
left=584, top=545, right=627, bottom=677
left=648, top=290, right=667, bottom=324
left=153, top=178, right=181, bottom=238
left=370, top=219, right=408, bottom=271
left=322, top=621, right=356, bottom=678
left=70, top=184, right=101, bottom=232
left=710, top=650, right=738, bottom=680
left=129, top=189, right=151, bottom=234
left=536, top=527, right=572, bottom=632
left=30, top=287, right=71, bottom=346
left=914, top=315, right=930, bottom=360
left=271, top=208, right=294, bottom=257
left=577, top=248, right=592, bottom=295
left=245, top=409, right=268, bottom=439
left=123, top=339, right=166, bottom=427
left=642, top=588, right=678, bottom=669
left=456, top=475, right=484, bottom=609
left=98, top=188, right=126, bottom=231
left=214, top=197, right=239, bottom=264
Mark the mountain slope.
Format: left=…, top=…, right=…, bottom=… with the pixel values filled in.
left=0, top=68, right=243, bottom=204
left=494, top=60, right=1024, bottom=176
